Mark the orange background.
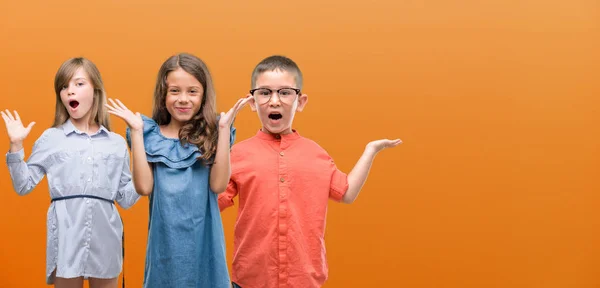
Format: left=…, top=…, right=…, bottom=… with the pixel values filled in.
left=1, top=0, right=599, bottom=287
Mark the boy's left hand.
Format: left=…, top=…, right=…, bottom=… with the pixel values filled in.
left=366, top=138, right=402, bottom=154
left=219, top=95, right=252, bottom=129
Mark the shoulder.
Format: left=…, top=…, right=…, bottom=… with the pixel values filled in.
left=230, top=135, right=261, bottom=158
left=127, top=114, right=202, bottom=169
left=105, top=131, right=128, bottom=149
left=32, top=127, right=63, bottom=149
left=297, top=136, right=330, bottom=155
left=125, top=114, right=159, bottom=146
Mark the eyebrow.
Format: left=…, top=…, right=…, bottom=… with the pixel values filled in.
left=168, top=85, right=201, bottom=89
left=256, top=86, right=294, bottom=89
left=72, top=77, right=88, bottom=82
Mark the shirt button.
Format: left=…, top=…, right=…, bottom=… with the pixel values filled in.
left=280, top=177, right=285, bottom=182
left=279, top=151, right=284, bottom=156
left=86, top=200, right=90, bottom=204
left=87, top=178, right=92, bottom=182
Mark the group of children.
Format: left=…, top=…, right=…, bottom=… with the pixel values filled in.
left=2, top=53, right=401, bottom=288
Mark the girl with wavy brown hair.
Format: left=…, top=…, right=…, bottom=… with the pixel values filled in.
left=106, top=53, right=250, bottom=288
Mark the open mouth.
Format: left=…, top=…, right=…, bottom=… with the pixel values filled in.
left=268, top=113, right=282, bottom=120
left=69, top=100, right=79, bottom=109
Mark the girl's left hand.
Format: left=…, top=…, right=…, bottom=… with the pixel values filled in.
left=219, top=95, right=252, bottom=129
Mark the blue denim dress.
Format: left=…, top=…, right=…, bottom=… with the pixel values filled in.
left=127, top=115, right=232, bottom=288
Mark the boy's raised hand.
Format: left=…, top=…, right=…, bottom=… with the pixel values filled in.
left=218, top=95, right=252, bottom=129
left=105, top=98, right=144, bottom=131
left=366, top=138, right=403, bottom=154
left=1, top=109, right=35, bottom=146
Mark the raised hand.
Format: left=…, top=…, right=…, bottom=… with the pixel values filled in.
left=218, top=95, right=252, bottom=129
left=1, top=109, right=35, bottom=145
left=105, top=98, right=143, bottom=131
left=366, top=138, right=402, bottom=154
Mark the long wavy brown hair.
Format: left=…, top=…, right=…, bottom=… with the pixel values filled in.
left=152, top=53, right=218, bottom=163
left=53, top=57, right=110, bottom=130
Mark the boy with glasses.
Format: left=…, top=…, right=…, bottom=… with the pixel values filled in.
left=219, top=55, right=402, bottom=288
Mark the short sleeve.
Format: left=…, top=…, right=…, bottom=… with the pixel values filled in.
left=218, top=180, right=238, bottom=212
left=328, top=158, right=349, bottom=202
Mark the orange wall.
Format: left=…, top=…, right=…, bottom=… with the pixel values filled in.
left=1, top=1, right=599, bottom=287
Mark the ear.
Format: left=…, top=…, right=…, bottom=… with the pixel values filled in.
left=296, top=93, right=308, bottom=112
left=248, top=93, right=257, bottom=112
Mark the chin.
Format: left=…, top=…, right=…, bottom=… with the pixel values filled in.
left=264, top=126, right=290, bottom=135
left=172, top=115, right=194, bottom=124
left=67, top=112, right=83, bottom=120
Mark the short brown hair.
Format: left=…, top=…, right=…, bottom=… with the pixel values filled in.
left=251, top=55, right=303, bottom=90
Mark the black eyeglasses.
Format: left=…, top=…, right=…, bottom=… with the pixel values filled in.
left=249, top=88, right=301, bottom=104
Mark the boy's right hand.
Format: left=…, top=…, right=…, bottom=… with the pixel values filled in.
left=1, top=109, right=35, bottom=152
left=105, top=98, right=144, bottom=132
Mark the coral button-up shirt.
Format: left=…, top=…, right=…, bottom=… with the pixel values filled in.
left=219, top=130, right=349, bottom=288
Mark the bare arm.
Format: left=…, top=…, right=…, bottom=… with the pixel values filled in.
left=342, top=138, right=402, bottom=204
left=210, top=126, right=231, bottom=193
left=210, top=95, right=251, bottom=194
left=106, top=99, right=154, bottom=196
left=129, top=128, right=154, bottom=196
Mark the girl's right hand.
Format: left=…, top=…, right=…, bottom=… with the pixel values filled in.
left=105, top=98, right=144, bottom=131
left=1, top=109, right=35, bottom=146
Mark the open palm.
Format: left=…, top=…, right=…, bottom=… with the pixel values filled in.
left=367, top=138, right=402, bottom=154
left=1, top=110, right=35, bottom=144
left=218, top=95, right=252, bottom=129
left=105, top=98, right=144, bottom=131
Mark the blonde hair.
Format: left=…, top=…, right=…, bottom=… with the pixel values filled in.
left=52, top=57, right=110, bottom=130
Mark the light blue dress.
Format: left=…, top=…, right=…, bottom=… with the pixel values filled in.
left=126, top=115, right=232, bottom=288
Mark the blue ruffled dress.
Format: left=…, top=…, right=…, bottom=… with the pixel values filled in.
left=126, top=115, right=232, bottom=288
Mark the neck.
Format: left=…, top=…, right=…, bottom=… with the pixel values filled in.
left=262, top=127, right=293, bottom=136
left=71, top=116, right=99, bottom=134
left=161, top=119, right=183, bottom=139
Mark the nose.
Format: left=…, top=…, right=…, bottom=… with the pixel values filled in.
left=268, top=92, right=281, bottom=106
left=66, top=85, right=75, bottom=96
left=178, top=93, right=190, bottom=103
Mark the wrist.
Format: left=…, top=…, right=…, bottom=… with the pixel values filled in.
left=130, top=129, right=144, bottom=137
left=131, top=127, right=142, bottom=132
left=9, top=142, right=23, bottom=153
left=364, top=144, right=378, bottom=156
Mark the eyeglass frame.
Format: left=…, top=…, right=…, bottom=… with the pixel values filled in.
left=249, top=87, right=301, bottom=104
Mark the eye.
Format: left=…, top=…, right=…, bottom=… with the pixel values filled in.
left=169, top=89, right=179, bottom=93
left=61, top=85, right=68, bottom=90
left=258, top=89, right=271, bottom=96
left=76, top=82, right=84, bottom=87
